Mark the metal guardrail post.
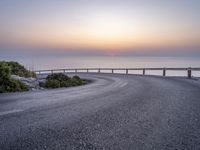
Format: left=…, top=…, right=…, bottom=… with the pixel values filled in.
left=112, top=69, right=114, bottom=73
left=51, top=70, right=53, bottom=74
left=75, top=69, right=77, bottom=73
left=143, top=69, right=145, bottom=75
left=87, top=69, right=89, bottom=73
left=98, top=68, right=100, bottom=73
left=188, top=68, right=192, bottom=79
left=163, top=68, right=166, bottom=76
left=126, top=69, right=128, bottom=74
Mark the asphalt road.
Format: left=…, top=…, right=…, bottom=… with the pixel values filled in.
left=0, top=73, right=200, bottom=150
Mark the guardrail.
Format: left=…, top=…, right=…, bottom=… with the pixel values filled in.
left=34, top=67, right=200, bottom=78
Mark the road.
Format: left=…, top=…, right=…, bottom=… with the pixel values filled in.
left=0, top=73, right=200, bottom=150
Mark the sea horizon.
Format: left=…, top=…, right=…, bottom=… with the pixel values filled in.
left=1, top=55, right=200, bottom=77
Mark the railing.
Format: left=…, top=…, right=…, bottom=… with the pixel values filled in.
left=34, top=67, right=200, bottom=78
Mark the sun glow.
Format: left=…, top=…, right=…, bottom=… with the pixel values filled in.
left=1, top=6, right=199, bottom=52
left=88, top=14, right=132, bottom=39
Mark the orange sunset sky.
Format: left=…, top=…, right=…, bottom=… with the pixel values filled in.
left=0, top=0, right=200, bottom=56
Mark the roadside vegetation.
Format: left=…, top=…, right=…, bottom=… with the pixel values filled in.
left=0, top=61, right=28, bottom=93
left=5, top=61, right=36, bottom=78
left=0, top=61, right=85, bottom=93
left=42, top=73, right=85, bottom=88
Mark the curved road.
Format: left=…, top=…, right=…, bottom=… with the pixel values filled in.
left=0, top=73, right=200, bottom=150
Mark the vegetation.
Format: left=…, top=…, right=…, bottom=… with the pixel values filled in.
left=43, top=73, right=84, bottom=88
left=0, top=60, right=85, bottom=92
left=45, top=79, right=60, bottom=88
left=5, top=61, right=36, bottom=78
left=0, top=62, right=28, bottom=93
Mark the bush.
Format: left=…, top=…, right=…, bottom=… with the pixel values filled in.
left=60, top=80, right=69, bottom=87
left=44, top=73, right=84, bottom=88
left=0, top=62, right=11, bottom=82
left=0, top=61, right=28, bottom=93
left=0, top=80, right=28, bottom=93
left=1, top=61, right=36, bottom=78
left=45, top=79, right=60, bottom=88
left=71, top=75, right=83, bottom=86
left=7, top=79, right=28, bottom=92
left=46, top=73, right=69, bottom=81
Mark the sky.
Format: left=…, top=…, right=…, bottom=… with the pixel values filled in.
left=0, top=0, right=200, bottom=57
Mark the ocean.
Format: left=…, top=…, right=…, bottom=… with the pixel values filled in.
left=2, top=56, right=200, bottom=77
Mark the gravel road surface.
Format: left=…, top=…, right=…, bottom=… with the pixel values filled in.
left=0, top=73, right=200, bottom=150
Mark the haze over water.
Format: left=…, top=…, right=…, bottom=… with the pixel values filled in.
left=2, top=56, right=199, bottom=70
left=1, top=55, right=199, bottom=77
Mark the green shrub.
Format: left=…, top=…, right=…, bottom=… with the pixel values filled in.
left=44, top=73, right=84, bottom=88
left=60, top=80, right=69, bottom=87
left=0, top=77, right=28, bottom=93
left=45, top=79, right=60, bottom=88
left=1, top=61, right=36, bottom=78
left=0, top=62, right=11, bottom=82
left=7, top=79, right=28, bottom=92
left=72, top=75, right=81, bottom=81
left=46, top=73, right=69, bottom=82
left=0, top=61, right=28, bottom=93
left=71, top=75, right=83, bottom=86
left=0, top=79, right=28, bottom=93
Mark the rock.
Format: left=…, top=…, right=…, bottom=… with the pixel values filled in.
left=11, top=75, right=40, bottom=90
